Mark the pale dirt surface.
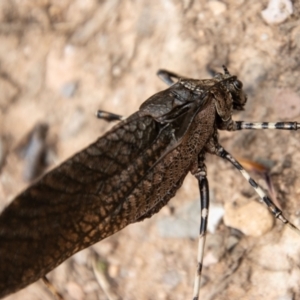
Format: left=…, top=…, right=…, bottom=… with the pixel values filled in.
left=1, top=1, right=300, bottom=300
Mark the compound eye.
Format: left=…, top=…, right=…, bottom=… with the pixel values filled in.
left=233, top=80, right=243, bottom=90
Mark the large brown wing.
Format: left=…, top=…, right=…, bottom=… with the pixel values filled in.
left=0, top=88, right=216, bottom=298
left=0, top=113, right=166, bottom=297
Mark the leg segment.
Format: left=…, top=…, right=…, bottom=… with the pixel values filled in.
left=42, top=276, right=64, bottom=300
left=156, top=69, right=181, bottom=86
left=95, top=110, right=124, bottom=122
left=235, top=121, right=300, bottom=131
left=191, top=155, right=210, bottom=300
left=216, top=145, right=300, bottom=235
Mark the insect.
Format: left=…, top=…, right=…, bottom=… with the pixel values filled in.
left=0, top=67, right=299, bottom=299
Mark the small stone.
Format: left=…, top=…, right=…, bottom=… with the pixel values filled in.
left=261, top=0, right=293, bottom=24
left=223, top=198, right=274, bottom=237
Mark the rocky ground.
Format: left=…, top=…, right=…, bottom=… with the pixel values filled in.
left=1, top=1, right=300, bottom=299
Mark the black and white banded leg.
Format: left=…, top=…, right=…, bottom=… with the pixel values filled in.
left=191, top=155, right=209, bottom=300
left=216, top=145, right=300, bottom=234
left=235, top=121, right=300, bottom=131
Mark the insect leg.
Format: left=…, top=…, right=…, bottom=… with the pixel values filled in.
left=156, top=69, right=182, bottom=86
left=191, top=155, right=209, bottom=300
left=235, top=121, right=300, bottom=131
left=42, top=276, right=64, bottom=300
left=95, top=110, right=124, bottom=122
left=216, top=146, right=300, bottom=235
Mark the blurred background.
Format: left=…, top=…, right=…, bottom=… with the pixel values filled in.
left=1, top=1, right=300, bottom=299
